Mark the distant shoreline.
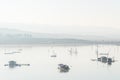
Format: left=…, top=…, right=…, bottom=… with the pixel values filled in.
left=0, top=41, right=119, bottom=46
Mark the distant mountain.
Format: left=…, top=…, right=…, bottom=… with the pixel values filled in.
left=0, top=28, right=91, bottom=44
left=0, top=28, right=119, bottom=44
left=0, top=28, right=83, bottom=39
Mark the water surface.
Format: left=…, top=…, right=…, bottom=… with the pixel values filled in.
left=0, top=44, right=120, bottom=80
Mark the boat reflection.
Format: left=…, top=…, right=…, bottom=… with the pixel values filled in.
left=68, top=48, right=78, bottom=56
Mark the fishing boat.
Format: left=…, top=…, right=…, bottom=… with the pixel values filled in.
left=58, top=64, right=70, bottom=72
left=92, top=45, right=115, bottom=65
left=4, top=60, right=30, bottom=68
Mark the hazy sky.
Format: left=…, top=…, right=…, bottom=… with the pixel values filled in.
left=0, top=0, right=120, bottom=34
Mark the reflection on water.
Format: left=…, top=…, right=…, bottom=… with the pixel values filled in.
left=68, top=47, right=78, bottom=56
left=4, top=49, right=22, bottom=54
left=0, top=44, right=120, bottom=80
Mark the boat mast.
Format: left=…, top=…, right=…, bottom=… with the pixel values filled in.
left=96, top=45, right=98, bottom=59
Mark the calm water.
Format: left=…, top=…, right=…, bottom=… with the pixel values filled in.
left=0, top=44, right=120, bottom=80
